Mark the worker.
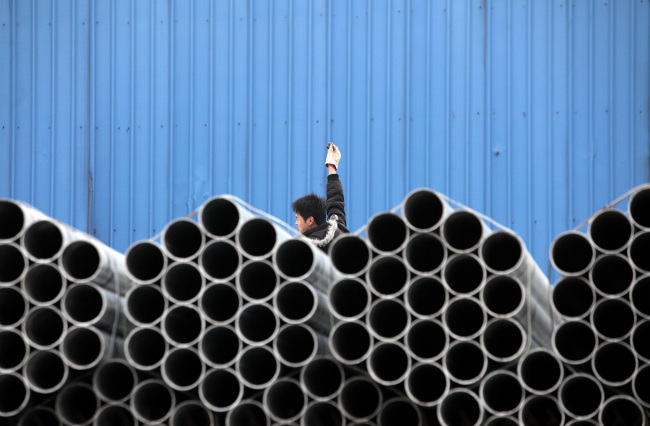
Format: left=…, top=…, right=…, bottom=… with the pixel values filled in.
left=291, top=143, right=349, bottom=252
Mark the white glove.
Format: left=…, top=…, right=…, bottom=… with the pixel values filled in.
left=325, top=142, right=341, bottom=170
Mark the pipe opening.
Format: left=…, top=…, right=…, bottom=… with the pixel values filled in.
left=17, top=407, right=59, bottom=426
left=405, top=276, right=447, bottom=318
left=236, top=303, right=278, bottom=346
left=163, top=219, right=203, bottom=260
left=61, top=327, right=103, bottom=369
left=24, top=307, right=66, bottom=348
left=403, top=189, right=445, bottom=231
left=367, top=256, right=409, bottom=297
left=330, top=234, right=371, bottom=275
left=444, top=298, right=486, bottom=340
left=237, top=260, right=278, bottom=302
left=444, top=341, right=487, bottom=385
left=0, top=287, right=27, bottom=327
left=368, top=299, right=409, bottom=341
left=590, top=254, right=634, bottom=297
left=553, top=321, right=597, bottom=365
left=551, top=277, right=594, bottom=319
left=482, top=276, right=524, bottom=317
left=56, top=383, right=98, bottom=426
left=96, top=404, right=135, bottom=426
left=238, top=218, right=278, bottom=258
left=632, top=320, right=650, bottom=362
left=199, top=369, right=242, bottom=412
left=0, top=373, right=28, bottom=416
left=599, top=396, right=644, bottom=426
left=404, top=233, right=446, bottom=274
left=23, top=220, right=63, bottom=261
left=25, top=350, right=67, bottom=393
left=275, top=324, right=316, bottom=366
left=443, top=254, right=485, bottom=295
left=631, top=276, right=650, bottom=318
left=163, top=305, right=203, bottom=346
left=63, top=283, right=104, bottom=324
left=0, top=201, right=25, bottom=241
left=301, top=357, right=344, bottom=401
left=200, top=283, right=240, bottom=324
left=406, top=363, right=448, bottom=407
left=591, top=299, right=635, bottom=341
left=633, top=364, right=650, bottom=407
left=126, top=285, right=166, bottom=326
left=480, top=232, right=522, bottom=273
left=162, top=262, right=203, bottom=303
left=367, top=212, right=408, bottom=253
left=484, top=417, right=518, bottom=426
left=60, top=241, right=100, bottom=281
left=559, top=374, right=603, bottom=419
left=227, top=400, right=268, bottom=426
left=171, top=402, right=213, bottom=426
left=630, top=232, right=650, bottom=272
left=442, top=210, right=484, bottom=252
left=125, top=328, right=167, bottom=370
left=438, top=390, right=482, bottom=426
left=200, top=197, right=241, bottom=238
left=23, top=263, right=65, bottom=305
left=237, top=346, right=279, bottom=389
left=265, top=379, right=306, bottom=422
left=93, top=360, right=136, bottom=403
left=368, top=342, right=410, bottom=385
left=330, top=321, right=372, bottom=364
left=629, top=187, right=650, bottom=229
left=200, top=240, right=240, bottom=281
left=589, top=210, right=633, bottom=252
left=481, top=371, right=523, bottom=416
left=592, top=342, right=637, bottom=386
left=550, top=232, right=594, bottom=275
left=0, top=330, right=28, bottom=371
left=406, top=319, right=448, bottom=362
left=275, top=281, right=315, bottom=322
left=162, top=348, right=204, bottom=390
left=200, top=325, right=241, bottom=367
left=0, top=244, right=26, bottom=285
left=303, top=401, right=344, bottom=426
left=481, top=319, right=525, bottom=362
left=518, top=349, right=563, bottom=395
left=329, top=278, right=370, bottom=320
left=125, top=241, right=166, bottom=283
left=131, top=380, right=174, bottom=424
left=520, top=396, right=563, bottom=426
left=339, top=377, right=382, bottom=421
left=380, top=398, right=421, bottom=426
left=274, top=239, right=314, bottom=279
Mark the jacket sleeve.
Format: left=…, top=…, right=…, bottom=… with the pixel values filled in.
left=326, top=174, right=348, bottom=230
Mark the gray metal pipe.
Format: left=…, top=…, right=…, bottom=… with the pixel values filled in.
left=590, top=298, right=636, bottom=341
left=517, top=347, right=564, bottom=395
left=480, top=275, right=525, bottom=318
left=632, top=319, right=650, bottom=363
left=92, top=358, right=137, bottom=404
left=94, top=403, right=136, bottom=426
left=442, top=253, right=486, bottom=296
left=443, top=340, right=487, bottom=386
left=21, top=219, right=69, bottom=263
left=161, top=347, right=206, bottom=392
left=274, top=280, right=330, bottom=334
left=124, top=326, right=168, bottom=371
left=549, top=230, right=596, bottom=276
left=591, top=341, right=637, bottom=387
left=236, top=259, right=278, bottom=303
left=274, top=323, right=324, bottom=368
left=483, top=416, right=519, bottom=426
left=300, top=356, right=345, bottom=401
left=23, top=305, right=67, bottom=350
left=199, top=324, right=242, bottom=369
left=62, top=282, right=122, bottom=333
left=589, top=253, right=635, bottom=298
left=24, top=349, right=69, bottom=394
left=633, top=363, right=650, bottom=409
left=440, top=209, right=486, bottom=254
left=200, top=239, right=241, bottom=282
left=124, top=240, right=167, bottom=285
left=401, top=188, right=448, bottom=233
left=273, top=238, right=336, bottom=293
left=236, top=345, right=280, bottom=390
left=404, top=276, right=448, bottom=319
left=558, top=373, right=604, bottom=421
left=61, top=325, right=116, bottom=370
left=22, top=263, right=66, bottom=306
left=405, top=318, right=448, bottom=363
left=236, top=217, right=290, bottom=260
left=162, top=261, right=205, bottom=305
left=337, top=376, right=382, bottom=422
left=226, top=399, right=269, bottom=426
left=124, top=283, right=167, bottom=327
left=264, top=378, right=307, bottom=423
left=329, top=233, right=372, bottom=277
left=378, top=397, right=422, bottom=426
left=550, top=276, right=595, bottom=321
left=403, top=232, right=447, bottom=275
left=0, top=328, right=29, bottom=372
left=367, top=298, right=410, bottom=342
left=0, top=286, right=28, bottom=328
left=366, top=212, right=409, bottom=255
left=480, top=318, right=526, bottom=363
left=200, top=282, right=241, bottom=325
left=588, top=209, right=634, bottom=254
left=519, top=395, right=564, bottom=426
left=629, top=230, right=650, bottom=274
left=55, top=382, right=99, bottom=426
left=171, top=401, right=214, bottom=426
left=631, top=275, right=650, bottom=320
left=0, top=242, right=28, bottom=286
left=628, top=185, right=650, bottom=231
left=161, top=217, right=205, bottom=262
left=18, top=406, right=61, bottom=426
left=302, top=401, right=344, bottom=426
left=327, top=277, right=371, bottom=321
left=437, top=389, right=483, bottom=426
left=199, top=195, right=253, bottom=240
left=405, top=362, right=449, bottom=407
left=366, top=254, right=410, bottom=298
left=598, top=395, right=646, bottom=426
left=329, top=320, right=373, bottom=365
left=479, top=370, right=523, bottom=417
left=367, top=341, right=411, bottom=386
left=162, top=304, right=204, bottom=347
left=552, top=319, right=598, bottom=366
left=0, top=372, right=30, bottom=417
left=0, top=199, right=47, bottom=243
left=130, top=379, right=175, bottom=425
left=235, top=302, right=279, bottom=346
left=443, top=296, right=487, bottom=341
left=198, top=368, right=243, bottom=413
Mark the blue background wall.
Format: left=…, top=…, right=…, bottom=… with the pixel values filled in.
left=1, top=0, right=648, bottom=278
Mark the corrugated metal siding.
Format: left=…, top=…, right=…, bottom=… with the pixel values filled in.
left=1, top=0, right=648, bottom=276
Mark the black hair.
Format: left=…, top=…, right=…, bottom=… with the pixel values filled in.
left=291, top=193, right=326, bottom=225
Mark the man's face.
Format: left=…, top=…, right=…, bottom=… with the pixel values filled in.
left=295, top=213, right=314, bottom=234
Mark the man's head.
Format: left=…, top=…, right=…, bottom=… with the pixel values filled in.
left=291, top=193, right=326, bottom=234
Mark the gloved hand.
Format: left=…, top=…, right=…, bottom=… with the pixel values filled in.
left=325, top=142, right=341, bottom=170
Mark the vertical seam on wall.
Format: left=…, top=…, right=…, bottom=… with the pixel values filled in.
left=208, top=0, right=214, bottom=197
left=567, top=0, right=573, bottom=228
left=608, top=1, right=614, bottom=199
left=465, top=0, right=471, bottom=202
left=629, top=1, right=635, bottom=186
left=324, top=0, right=330, bottom=175
left=70, top=0, right=76, bottom=222
left=588, top=0, right=593, bottom=210
left=365, top=0, right=371, bottom=222
left=485, top=0, right=491, bottom=217
left=88, top=0, right=96, bottom=234
left=506, top=0, right=512, bottom=227
left=386, top=0, right=391, bottom=203
left=10, top=0, right=15, bottom=198
left=247, top=0, right=253, bottom=202
left=425, top=0, right=431, bottom=186
left=405, top=0, right=411, bottom=193
left=547, top=0, right=553, bottom=266
left=444, top=0, right=450, bottom=196
left=189, top=0, right=195, bottom=210
left=526, top=0, right=532, bottom=251
left=129, top=0, right=135, bottom=245
left=267, top=1, right=273, bottom=213
left=287, top=0, right=292, bottom=222
left=168, top=0, right=174, bottom=220
left=346, top=0, right=351, bottom=205
left=30, top=0, right=35, bottom=203
left=50, top=0, right=56, bottom=214
left=110, top=0, right=115, bottom=246
left=149, top=1, right=154, bottom=234
left=228, top=0, right=233, bottom=194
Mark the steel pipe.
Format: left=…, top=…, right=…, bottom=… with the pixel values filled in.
left=338, top=376, right=382, bottom=422
left=480, top=318, right=526, bottom=363
left=590, top=298, right=636, bottom=341
left=328, top=277, right=371, bottom=321
left=200, top=239, right=241, bottom=282
left=517, top=347, right=564, bottom=395
left=558, top=373, right=604, bottom=420
left=552, top=319, right=598, bottom=366
left=628, top=185, right=650, bottom=230
left=631, top=275, right=650, bottom=319
left=633, top=363, right=650, bottom=409
left=300, top=356, right=345, bottom=401
left=632, top=319, right=650, bottom=363
left=401, top=188, right=448, bottom=233
left=124, top=283, right=167, bottom=327
left=0, top=372, right=30, bottom=417
left=589, top=253, right=635, bottom=298
left=274, top=323, right=324, bottom=368
left=200, top=282, right=241, bottom=325
left=440, top=209, right=486, bottom=253
left=273, top=238, right=335, bottom=292
left=18, top=406, right=60, bottom=426
left=437, top=389, right=483, bottom=426
left=630, top=231, right=650, bottom=274
left=236, top=259, right=279, bottom=303
left=404, top=276, right=448, bottom=319
left=171, top=401, right=214, bottom=426
left=199, top=324, right=242, bottom=369
left=226, top=399, right=269, bottom=426
left=198, top=368, right=243, bottom=413
left=598, top=395, right=645, bottom=426
left=550, top=231, right=596, bottom=276
left=55, top=382, right=99, bottom=426
left=367, top=341, right=411, bottom=386
left=329, top=234, right=372, bottom=277
left=124, top=240, right=167, bottom=285
left=367, top=298, right=410, bottom=341
left=0, top=242, right=28, bottom=286
left=235, top=302, right=279, bottom=346
left=62, top=282, right=121, bottom=332
left=162, top=347, right=205, bottom=391
left=302, top=401, right=344, bottom=426
left=131, top=379, right=175, bottom=425
left=443, top=340, right=488, bottom=386
left=483, top=417, right=519, bottom=426
left=236, top=217, right=290, bottom=259
left=405, top=318, right=448, bottom=363
left=22, top=263, right=66, bottom=306
left=24, top=350, right=69, bottom=394
left=479, top=370, right=524, bottom=416
left=403, top=232, right=447, bottom=275
left=480, top=275, right=525, bottom=318
left=0, top=286, right=28, bottom=328
left=199, top=195, right=253, bottom=240
left=161, top=217, right=205, bottom=262
left=592, top=341, right=638, bottom=387
left=405, top=362, right=449, bottom=407
left=94, top=403, right=136, bottom=426
left=444, top=296, right=487, bottom=341
left=550, top=276, right=596, bottom=321
left=236, top=345, right=280, bottom=390
left=23, top=305, right=67, bottom=350
left=21, top=219, right=71, bottom=263
left=61, top=325, right=112, bottom=370
left=588, top=209, right=634, bottom=254
left=92, top=359, right=137, bottom=404
left=0, top=328, right=28, bottom=373
left=329, top=320, right=373, bottom=365
left=162, top=304, right=204, bottom=347
left=442, top=253, right=486, bottom=296
left=124, top=326, right=168, bottom=371
left=264, top=378, right=307, bottom=423
left=519, top=395, right=564, bottom=426
left=274, top=280, right=330, bottom=333
left=366, top=255, right=410, bottom=298
left=162, top=261, right=205, bottom=305
left=0, top=199, right=46, bottom=243
left=366, top=212, right=409, bottom=255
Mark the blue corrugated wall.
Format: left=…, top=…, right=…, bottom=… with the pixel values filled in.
left=1, top=0, right=649, bottom=277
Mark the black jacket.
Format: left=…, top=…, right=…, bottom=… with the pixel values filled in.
left=303, top=174, right=349, bottom=253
